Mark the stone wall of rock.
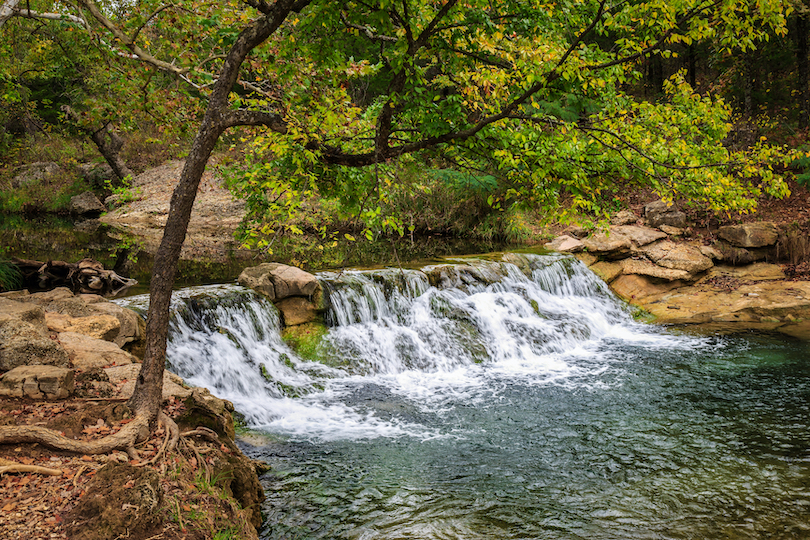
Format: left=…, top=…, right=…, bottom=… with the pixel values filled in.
left=543, top=201, right=810, bottom=338
left=0, top=288, right=147, bottom=400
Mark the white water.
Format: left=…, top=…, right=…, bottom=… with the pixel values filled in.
left=118, top=254, right=700, bottom=441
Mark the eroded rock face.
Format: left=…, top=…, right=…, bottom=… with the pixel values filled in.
left=45, top=312, right=121, bottom=341
left=644, top=200, right=688, bottom=229
left=641, top=240, right=713, bottom=274
left=620, top=258, right=694, bottom=281
left=0, top=319, right=70, bottom=371
left=0, top=365, right=74, bottom=399
left=276, top=296, right=318, bottom=326
left=718, top=222, right=779, bottom=248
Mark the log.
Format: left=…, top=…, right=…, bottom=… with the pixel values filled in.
left=10, top=257, right=137, bottom=297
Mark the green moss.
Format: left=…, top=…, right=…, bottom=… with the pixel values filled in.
left=631, top=307, right=656, bottom=323
left=281, top=321, right=329, bottom=362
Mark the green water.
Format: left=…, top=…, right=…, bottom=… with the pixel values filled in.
left=249, top=335, right=810, bottom=539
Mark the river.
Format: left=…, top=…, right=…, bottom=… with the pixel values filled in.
left=117, top=253, right=810, bottom=539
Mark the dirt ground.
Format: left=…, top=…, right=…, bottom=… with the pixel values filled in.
left=0, top=397, right=259, bottom=540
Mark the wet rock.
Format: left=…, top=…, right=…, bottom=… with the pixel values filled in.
left=0, top=365, right=74, bottom=399
left=640, top=240, right=713, bottom=274
left=177, top=387, right=236, bottom=440
left=276, top=296, right=318, bottom=326
left=58, top=332, right=136, bottom=370
left=717, top=222, right=779, bottom=248
left=589, top=261, right=623, bottom=283
left=544, top=235, right=584, bottom=253
left=644, top=200, right=688, bottom=229
left=69, top=191, right=106, bottom=217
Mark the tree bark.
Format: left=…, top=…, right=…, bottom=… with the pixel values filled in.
left=90, top=123, right=133, bottom=180
left=129, top=1, right=305, bottom=427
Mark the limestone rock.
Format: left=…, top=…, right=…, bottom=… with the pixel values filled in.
left=239, top=263, right=320, bottom=301
left=641, top=240, right=713, bottom=274
left=574, top=252, right=598, bottom=267
left=610, top=274, right=685, bottom=301
left=612, top=225, right=667, bottom=247
left=105, top=364, right=191, bottom=400
left=276, top=297, right=318, bottom=326
left=544, top=235, right=584, bottom=253
left=644, top=200, right=688, bottom=229
left=89, top=301, right=145, bottom=348
left=0, top=365, right=74, bottom=399
left=714, top=241, right=769, bottom=266
left=590, top=261, right=623, bottom=283
left=610, top=210, right=638, bottom=226
left=717, top=222, right=779, bottom=248
left=582, top=232, right=632, bottom=259
left=0, top=297, right=47, bottom=330
left=700, top=245, right=724, bottom=261
left=0, top=319, right=69, bottom=371
left=563, top=225, right=589, bottom=238
left=620, top=258, right=694, bottom=281
left=46, top=312, right=121, bottom=341
left=58, top=332, right=136, bottom=370
left=11, top=162, right=60, bottom=188
left=70, top=191, right=106, bottom=217
left=659, top=225, right=685, bottom=236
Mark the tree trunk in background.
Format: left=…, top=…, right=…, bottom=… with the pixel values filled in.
left=796, top=13, right=809, bottom=130
left=687, top=44, right=696, bottom=88
left=90, top=123, right=133, bottom=180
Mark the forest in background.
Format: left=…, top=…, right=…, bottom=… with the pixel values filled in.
left=1, top=0, right=809, bottom=248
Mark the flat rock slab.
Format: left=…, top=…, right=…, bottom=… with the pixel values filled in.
left=641, top=240, right=713, bottom=274
left=582, top=232, right=632, bottom=259
left=621, top=259, right=693, bottom=281
left=612, top=225, right=667, bottom=247
left=0, top=365, right=74, bottom=399
left=58, top=332, right=136, bottom=370
left=544, top=235, right=584, bottom=253
left=718, top=222, right=778, bottom=248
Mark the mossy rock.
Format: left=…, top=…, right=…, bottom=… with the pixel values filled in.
left=281, top=320, right=329, bottom=362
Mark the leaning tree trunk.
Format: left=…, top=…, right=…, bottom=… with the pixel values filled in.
left=797, top=13, right=809, bottom=130
left=90, top=122, right=133, bottom=180
left=128, top=3, right=301, bottom=428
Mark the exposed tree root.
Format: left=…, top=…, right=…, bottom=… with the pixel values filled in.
left=135, top=412, right=179, bottom=467
left=0, top=412, right=151, bottom=455
left=0, top=457, right=62, bottom=476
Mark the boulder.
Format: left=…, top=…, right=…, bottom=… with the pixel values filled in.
left=0, top=319, right=69, bottom=371
left=641, top=240, right=713, bottom=274
left=699, top=245, right=724, bottom=261
left=276, top=297, right=318, bottom=326
left=238, top=263, right=320, bottom=301
left=58, top=332, right=137, bottom=370
left=0, top=297, right=47, bottom=330
left=610, top=210, right=638, bottom=226
left=659, top=224, right=685, bottom=237
left=69, top=191, right=106, bottom=217
left=620, top=258, right=694, bottom=281
left=544, top=235, right=584, bottom=253
left=11, top=162, right=60, bottom=188
left=0, top=365, right=74, bottom=399
left=717, top=222, right=779, bottom=248
left=612, top=225, right=667, bottom=247
left=582, top=232, right=632, bottom=259
left=46, top=312, right=121, bottom=341
left=644, top=200, right=688, bottom=229
left=88, top=301, right=145, bottom=348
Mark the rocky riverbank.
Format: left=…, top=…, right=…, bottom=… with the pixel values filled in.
left=545, top=201, right=810, bottom=339
left=0, top=288, right=263, bottom=540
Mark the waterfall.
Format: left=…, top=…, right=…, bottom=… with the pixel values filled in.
left=117, top=253, right=687, bottom=440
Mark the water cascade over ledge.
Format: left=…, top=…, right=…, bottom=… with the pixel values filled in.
left=118, top=253, right=810, bottom=539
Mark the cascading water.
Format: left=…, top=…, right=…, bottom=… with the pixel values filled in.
left=118, top=253, right=810, bottom=539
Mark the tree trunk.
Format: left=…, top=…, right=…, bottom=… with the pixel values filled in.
left=90, top=123, right=133, bottom=180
